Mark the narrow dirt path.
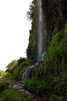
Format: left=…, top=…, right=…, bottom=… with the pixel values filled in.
left=9, top=81, right=43, bottom=101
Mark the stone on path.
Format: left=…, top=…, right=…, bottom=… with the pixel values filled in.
left=9, top=81, right=43, bottom=101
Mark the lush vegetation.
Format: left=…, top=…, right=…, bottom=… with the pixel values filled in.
left=6, top=58, right=32, bottom=80
left=44, top=24, right=67, bottom=75
left=24, top=71, right=67, bottom=100
left=24, top=79, right=49, bottom=96
left=0, top=88, right=26, bottom=101
left=45, top=25, right=67, bottom=61
left=0, top=71, right=7, bottom=78
left=13, top=59, right=31, bottom=80
left=0, top=81, right=26, bottom=101
left=0, top=0, right=67, bottom=101
left=6, top=60, right=18, bottom=73
left=0, top=70, right=14, bottom=81
left=0, top=81, right=9, bottom=93
left=0, top=71, right=5, bottom=77
left=51, top=72, right=67, bottom=100
left=27, top=0, right=38, bottom=60
left=24, top=24, right=67, bottom=100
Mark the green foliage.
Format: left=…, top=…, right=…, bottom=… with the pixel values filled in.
left=6, top=60, right=18, bottom=73
left=27, top=0, right=38, bottom=60
left=0, top=88, right=26, bottom=101
left=51, top=72, right=67, bottom=100
left=45, top=25, right=67, bottom=71
left=0, top=81, right=9, bottom=93
left=0, top=71, right=14, bottom=81
left=13, top=59, right=31, bottom=80
left=27, top=0, right=36, bottom=20
left=46, top=29, right=67, bottom=60
left=6, top=58, right=32, bottom=80
left=26, top=22, right=67, bottom=99
left=24, top=72, right=67, bottom=99
left=0, top=71, right=7, bottom=78
left=24, top=79, right=49, bottom=96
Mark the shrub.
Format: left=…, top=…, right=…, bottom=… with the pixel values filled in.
left=13, top=59, right=31, bottom=80
left=6, top=60, right=18, bottom=73
left=51, top=72, right=67, bottom=100
left=44, top=25, right=67, bottom=74
left=6, top=58, right=32, bottom=80
left=0, top=88, right=26, bottom=101
left=0, top=81, right=9, bottom=93
left=0, top=71, right=7, bottom=78
left=0, top=71, right=14, bottom=81
left=24, top=79, right=49, bottom=96
left=45, top=28, right=67, bottom=60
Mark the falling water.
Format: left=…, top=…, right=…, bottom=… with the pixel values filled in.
left=37, top=0, right=43, bottom=60
left=22, top=62, right=39, bottom=81
left=22, top=0, right=47, bottom=81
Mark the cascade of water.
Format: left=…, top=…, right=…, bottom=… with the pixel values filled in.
left=21, top=0, right=47, bottom=81
left=22, top=62, right=39, bottom=81
left=37, top=0, right=43, bottom=60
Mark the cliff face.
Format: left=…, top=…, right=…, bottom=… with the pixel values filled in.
left=27, top=0, right=38, bottom=60
left=22, top=1, right=67, bottom=99
left=42, top=0, right=67, bottom=39
left=27, top=0, right=67, bottom=60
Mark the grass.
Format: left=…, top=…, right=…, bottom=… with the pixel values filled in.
left=0, top=81, right=9, bottom=93
left=0, top=70, right=14, bottom=81
left=0, top=88, right=26, bottom=101
left=24, top=79, right=49, bottom=96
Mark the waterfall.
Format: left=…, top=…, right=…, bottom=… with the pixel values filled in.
left=22, top=62, right=39, bottom=81
left=37, top=0, right=47, bottom=61
left=21, top=0, right=47, bottom=81
left=37, top=0, right=43, bottom=60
